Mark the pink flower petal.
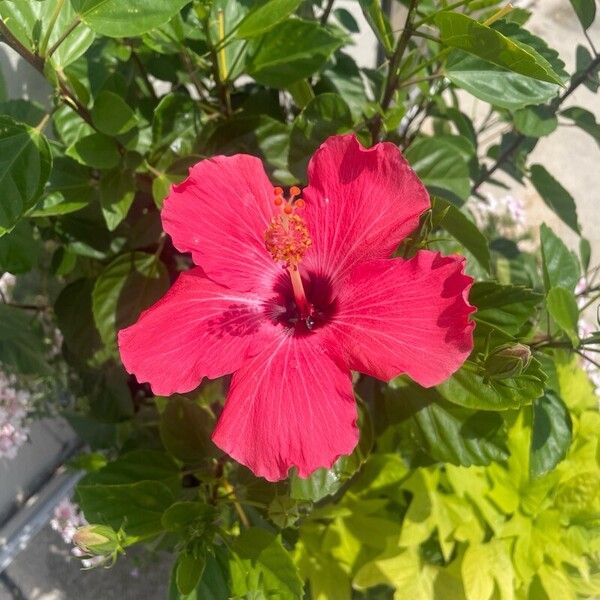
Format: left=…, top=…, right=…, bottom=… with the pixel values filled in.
left=212, top=333, right=358, bottom=481
left=161, top=155, right=280, bottom=293
left=118, top=268, right=273, bottom=395
left=302, top=134, right=429, bottom=281
left=333, top=252, right=475, bottom=387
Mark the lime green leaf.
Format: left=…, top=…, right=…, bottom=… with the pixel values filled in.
left=530, top=392, right=572, bottom=477
left=405, top=137, right=470, bottom=202
left=246, top=19, right=343, bottom=87
left=555, top=354, right=598, bottom=413
left=434, top=197, right=491, bottom=273
left=461, top=541, right=514, bottom=600
left=0, top=116, right=52, bottom=235
left=236, top=0, right=302, bottom=38
left=569, top=0, right=596, bottom=30
left=0, top=304, right=50, bottom=374
left=540, top=223, right=580, bottom=291
left=538, top=564, right=577, bottom=600
left=387, top=382, right=508, bottom=466
left=288, top=93, right=352, bottom=180
left=159, top=395, right=216, bottom=464
left=91, top=91, right=138, bottom=136
left=91, top=252, right=170, bottom=350
left=176, top=552, right=206, bottom=596
left=470, top=282, right=543, bottom=336
left=435, top=12, right=563, bottom=85
left=66, top=133, right=121, bottom=169
left=546, top=287, right=580, bottom=346
left=514, top=105, right=557, bottom=137
left=0, top=220, right=40, bottom=274
left=560, top=106, right=600, bottom=150
left=230, top=529, right=302, bottom=600
left=438, top=358, right=546, bottom=411
left=71, top=0, right=190, bottom=37
left=530, top=165, right=580, bottom=234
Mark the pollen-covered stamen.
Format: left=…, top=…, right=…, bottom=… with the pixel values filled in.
left=265, top=186, right=313, bottom=318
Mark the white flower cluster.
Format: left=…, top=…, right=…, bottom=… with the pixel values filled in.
left=50, top=498, right=105, bottom=569
left=469, top=193, right=528, bottom=241
left=0, top=370, right=31, bottom=460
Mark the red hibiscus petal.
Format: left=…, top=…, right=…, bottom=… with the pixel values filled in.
left=118, top=268, right=273, bottom=396
left=162, top=154, right=280, bottom=293
left=333, top=252, right=475, bottom=387
left=212, top=333, right=358, bottom=481
left=302, top=134, right=429, bottom=281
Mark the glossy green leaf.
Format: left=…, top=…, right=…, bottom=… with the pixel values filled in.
left=91, top=252, right=170, bottom=349
left=0, top=99, right=45, bottom=127
left=288, top=93, right=352, bottom=180
left=151, top=93, right=200, bottom=157
left=0, top=116, right=52, bottom=235
left=387, top=382, right=508, bottom=466
left=99, top=168, right=135, bottom=231
left=0, top=0, right=94, bottom=68
left=530, top=165, right=580, bottom=234
left=437, top=357, right=546, bottom=411
left=569, top=0, right=596, bottom=30
left=434, top=197, right=491, bottom=273
left=435, top=12, right=563, bottom=85
left=358, top=0, right=394, bottom=54
left=71, top=0, right=190, bottom=37
left=66, top=133, right=121, bottom=169
left=540, top=223, right=580, bottom=291
left=513, top=105, right=557, bottom=137
left=446, top=50, right=559, bottom=110
left=177, top=552, right=206, bottom=596
left=405, top=137, right=470, bottom=202
left=236, top=0, right=302, bottom=38
left=246, top=19, right=343, bottom=87
left=560, top=106, right=600, bottom=150
left=230, top=528, right=303, bottom=600
left=0, top=220, right=40, bottom=274
left=546, top=287, right=580, bottom=346
left=91, top=91, right=138, bottom=136
left=0, top=304, right=50, bottom=374
left=160, top=395, right=216, bottom=464
left=530, top=392, right=572, bottom=477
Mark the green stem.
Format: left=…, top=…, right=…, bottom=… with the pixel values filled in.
left=39, top=0, right=66, bottom=56
left=47, top=17, right=80, bottom=58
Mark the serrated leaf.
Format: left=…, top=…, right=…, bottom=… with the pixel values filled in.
left=546, top=287, right=579, bottom=346
left=530, top=165, right=580, bottom=234
left=91, top=91, right=138, bottom=136
left=540, top=223, right=580, bottom=291
left=66, top=133, right=121, bottom=170
left=530, top=392, right=572, bottom=477
left=513, top=105, right=557, bottom=137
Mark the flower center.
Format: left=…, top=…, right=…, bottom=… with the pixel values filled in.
left=265, top=186, right=313, bottom=320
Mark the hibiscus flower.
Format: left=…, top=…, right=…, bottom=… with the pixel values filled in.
left=118, top=134, right=475, bottom=481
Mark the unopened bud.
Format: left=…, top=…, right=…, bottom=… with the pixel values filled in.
left=73, top=525, right=121, bottom=556
left=484, top=343, right=531, bottom=380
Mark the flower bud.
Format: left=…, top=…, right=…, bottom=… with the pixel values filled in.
left=484, top=343, right=532, bottom=380
left=73, top=525, right=121, bottom=556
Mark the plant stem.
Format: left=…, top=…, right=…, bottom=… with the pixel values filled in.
left=471, top=52, right=600, bottom=194
left=39, top=0, right=66, bottom=57
left=320, top=0, right=335, bottom=25
left=0, top=19, right=45, bottom=71
left=47, top=17, right=81, bottom=58
left=130, top=48, right=157, bottom=100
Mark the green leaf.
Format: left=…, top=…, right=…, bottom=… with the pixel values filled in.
left=569, top=0, right=596, bottom=30
left=71, top=0, right=190, bottom=37
left=160, top=395, right=216, bottom=464
left=162, top=502, right=216, bottom=533
left=530, top=165, right=580, bottom=234
left=0, top=220, right=40, bottom=274
left=560, top=106, right=600, bottom=150
left=99, top=168, right=135, bottom=231
left=540, top=223, right=580, bottom=291
left=0, top=304, right=50, bottom=374
left=546, top=287, right=580, bottom=346
left=576, top=45, right=600, bottom=92
left=513, top=105, right=557, bottom=137
left=290, top=399, right=373, bottom=501
left=76, top=480, right=175, bottom=539
left=0, top=116, right=52, bottom=235
left=405, top=137, right=470, bottom=203
left=82, top=362, right=134, bottom=423
left=236, top=0, right=302, bottom=38
left=151, top=93, right=200, bottom=157
left=288, top=93, right=352, bottom=180
left=530, top=392, right=572, bottom=477
left=0, top=99, right=45, bottom=127
left=91, top=91, right=138, bottom=136
left=177, top=552, right=206, bottom=596
left=435, top=12, right=563, bottom=85
left=434, top=197, right=491, bottom=273
left=66, top=133, right=121, bottom=169
left=387, top=382, right=508, bottom=466
left=437, top=358, right=546, bottom=411
left=91, top=252, right=170, bottom=350
left=246, top=19, right=343, bottom=87
left=471, top=282, right=543, bottom=336
left=0, top=0, right=94, bottom=68
left=358, top=0, right=394, bottom=54
left=230, top=528, right=303, bottom=600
